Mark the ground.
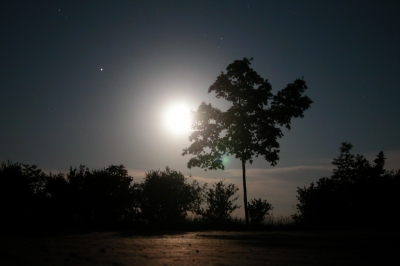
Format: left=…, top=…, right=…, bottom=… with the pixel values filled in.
left=0, top=231, right=398, bottom=265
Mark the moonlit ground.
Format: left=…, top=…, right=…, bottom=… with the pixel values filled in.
left=1, top=231, right=397, bottom=265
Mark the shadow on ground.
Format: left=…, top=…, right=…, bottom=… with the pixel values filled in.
left=1, top=231, right=398, bottom=265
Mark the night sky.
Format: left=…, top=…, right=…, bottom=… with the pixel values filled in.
left=2, top=1, right=400, bottom=217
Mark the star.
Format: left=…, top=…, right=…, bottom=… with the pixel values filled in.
left=100, top=68, right=103, bottom=71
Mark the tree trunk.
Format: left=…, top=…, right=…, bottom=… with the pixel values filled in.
left=242, top=158, right=249, bottom=226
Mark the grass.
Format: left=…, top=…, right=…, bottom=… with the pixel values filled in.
left=162, top=214, right=297, bottom=232
left=264, top=214, right=295, bottom=227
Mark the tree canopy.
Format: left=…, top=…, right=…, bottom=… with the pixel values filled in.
left=183, top=57, right=312, bottom=224
left=139, top=167, right=202, bottom=227
left=293, top=143, right=400, bottom=229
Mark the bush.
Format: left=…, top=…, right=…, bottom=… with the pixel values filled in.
left=45, top=164, right=139, bottom=229
left=197, top=180, right=240, bottom=224
left=0, top=161, right=47, bottom=229
left=139, top=167, right=202, bottom=227
left=293, top=142, right=400, bottom=230
left=248, top=198, right=273, bottom=226
left=81, top=165, right=138, bottom=227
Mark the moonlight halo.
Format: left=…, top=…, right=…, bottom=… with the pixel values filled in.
left=164, top=103, right=192, bottom=135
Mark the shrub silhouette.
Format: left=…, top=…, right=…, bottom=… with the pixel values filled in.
left=248, top=198, right=273, bottom=226
left=139, top=167, right=202, bottom=226
left=45, top=172, right=72, bottom=226
left=43, top=164, right=138, bottom=229
left=66, top=165, right=138, bottom=228
left=197, top=180, right=240, bottom=224
left=1, top=160, right=296, bottom=230
left=82, top=165, right=137, bottom=227
left=293, top=142, right=400, bottom=229
left=0, top=161, right=47, bottom=229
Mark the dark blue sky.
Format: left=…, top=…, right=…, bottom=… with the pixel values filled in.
left=1, top=1, right=399, bottom=216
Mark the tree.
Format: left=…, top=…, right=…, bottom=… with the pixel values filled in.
left=82, top=165, right=138, bottom=227
left=182, top=58, right=312, bottom=225
left=248, top=198, right=273, bottom=226
left=197, top=180, right=240, bottom=223
left=45, top=172, right=72, bottom=226
left=139, top=167, right=202, bottom=227
left=63, top=164, right=138, bottom=228
left=293, top=143, right=400, bottom=229
left=0, top=161, right=47, bottom=229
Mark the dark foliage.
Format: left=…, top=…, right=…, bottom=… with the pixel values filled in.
left=0, top=160, right=286, bottom=231
left=248, top=198, right=273, bottom=226
left=138, top=167, right=202, bottom=227
left=293, top=143, right=400, bottom=230
left=183, top=57, right=312, bottom=225
left=45, top=172, right=73, bottom=225
left=67, top=165, right=139, bottom=229
left=0, top=162, right=47, bottom=229
left=0, top=162, right=139, bottom=231
left=197, top=180, right=240, bottom=224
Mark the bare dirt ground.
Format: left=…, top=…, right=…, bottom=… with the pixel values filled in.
left=0, top=230, right=398, bottom=265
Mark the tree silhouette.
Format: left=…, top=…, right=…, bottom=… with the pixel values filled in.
left=45, top=172, right=72, bottom=227
left=182, top=58, right=312, bottom=225
left=197, top=180, right=240, bottom=224
left=56, top=164, right=138, bottom=229
left=0, top=161, right=47, bottom=229
left=81, top=165, right=137, bottom=228
left=293, top=143, right=400, bottom=229
left=139, top=167, right=202, bottom=227
left=248, top=198, right=273, bottom=226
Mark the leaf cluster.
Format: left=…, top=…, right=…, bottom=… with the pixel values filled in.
left=182, top=57, right=312, bottom=170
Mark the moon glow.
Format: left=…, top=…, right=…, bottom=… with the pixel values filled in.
left=165, top=104, right=191, bottom=134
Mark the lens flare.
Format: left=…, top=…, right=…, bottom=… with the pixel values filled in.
left=223, top=157, right=229, bottom=164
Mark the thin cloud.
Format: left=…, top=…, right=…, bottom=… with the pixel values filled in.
left=126, top=169, right=147, bottom=181
left=385, top=150, right=400, bottom=171
left=126, top=165, right=335, bottom=218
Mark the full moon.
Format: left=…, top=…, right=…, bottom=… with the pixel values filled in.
left=165, top=104, right=192, bottom=134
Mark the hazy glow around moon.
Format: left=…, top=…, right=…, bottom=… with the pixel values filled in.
left=165, top=103, right=191, bottom=134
